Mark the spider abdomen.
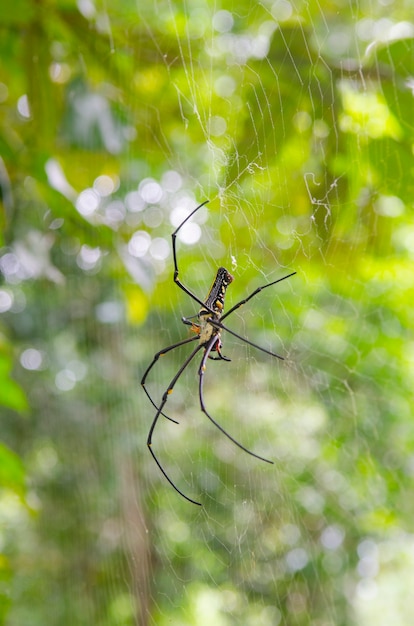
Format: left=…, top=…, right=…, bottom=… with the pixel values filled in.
left=203, top=266, right=233, bottom=314
left=197, top=266, right=233, bottom=346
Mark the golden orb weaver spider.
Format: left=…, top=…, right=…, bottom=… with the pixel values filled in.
left=141, top=201, right=296, bottom=505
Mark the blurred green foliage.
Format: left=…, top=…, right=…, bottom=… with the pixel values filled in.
left=1, top=1, right=414, bottom=625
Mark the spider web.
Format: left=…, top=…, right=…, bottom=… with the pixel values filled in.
left=2, top=1, right=413, bottom=625
left=116, top=3, right=413, bottom=625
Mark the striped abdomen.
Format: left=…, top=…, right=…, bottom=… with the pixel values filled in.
left=198, top=267, right=233, bottom=345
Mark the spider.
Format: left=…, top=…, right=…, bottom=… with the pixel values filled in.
left=141, top=201, right=296, bottom=505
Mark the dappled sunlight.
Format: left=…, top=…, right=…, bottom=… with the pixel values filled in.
left=1, top=0, right=413, bottom=624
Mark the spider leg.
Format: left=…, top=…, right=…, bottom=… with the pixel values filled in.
left=220, top=271, right=296, bottom=322
left=181, top=316, right=201, bottom=336
left=147, top=342, right=204, bottom=506
left=198, top=337, right=274, bottom=465
left=181, top=314, right=199, bottom=324
left=208, top=342, right=231, bottom=362
left=141, top=335, right=199, bottom=423
left=211, top=320, right=285, bottom=360
left=171, top=201, right=216, bottom=315
left=208, top=272, right=296, bottom=362
left=208, top=353, right=231, bottom=362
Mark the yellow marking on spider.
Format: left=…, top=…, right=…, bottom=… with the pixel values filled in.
left=167, top=388, right=173, bottom=394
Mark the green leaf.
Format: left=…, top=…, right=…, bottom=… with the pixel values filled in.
left=0, top=442, right=25, bottom=495
left=0, top=346, right=28, bottom=413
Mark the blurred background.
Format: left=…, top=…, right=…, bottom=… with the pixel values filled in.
left=1, top=1, right=414, bottom=624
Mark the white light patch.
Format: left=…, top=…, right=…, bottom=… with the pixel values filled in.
left=94, top=175, right=117, bottom=197
left=214, top=75, right=236, bottom=98
left=139, top=178, right=163, bottom=204
left=161, top=170, right=182, bottom=193
left=17, top=94, right=31, bottom=119
left=178, top=222, right=201, bottom=245
left=128, top=231, right=151, bottom=257
left=170, top=204, right=205, bottom=245
left=20, top=348, right=44, bottom=371
left=45, top=159, right=77, bottom=201
left=143, top=206, right=163, bottom=228
left=104, top=200, right=125, bottom=227
left=374, top=195, right=405, bottom=217
left=271, top=0, right=293, bottom=21
left=49, top=62, right=71, bottom=84
left=320, top=525, right=345, bottom=550
left=286, top=547, right=309, bottom=572
left=0, top=289, right=13, bottom=312
left=55, top=369, right=77, bottom=391
left=76, top=245, right=102, bottom=271
left=213, top=10, right=234, bottom=33
left=95, top=301, right=123, bottom=324
left=251, top=34, right=271, bottom=59
left=76, top=189, right=100, bottom=216
left=209, top=115, right=227, bottom=136
left=0, top=253, right=20, bottom=279
left=149, top=237, right=170, bottom=260
left=77, top=0, right=96, bottom=18
left=125, top=190, right=145, bottom=213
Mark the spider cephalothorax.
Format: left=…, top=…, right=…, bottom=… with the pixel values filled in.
left=141, top=201, right=296, bottom=505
